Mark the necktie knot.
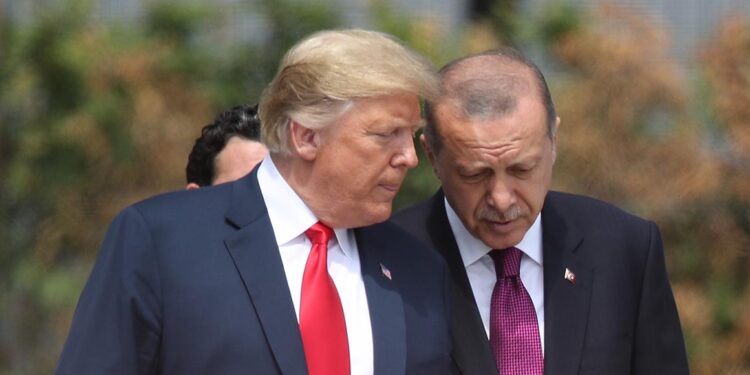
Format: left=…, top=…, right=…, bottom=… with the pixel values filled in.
left=489, top=247, right=522, bottom=278
left=305, top=222, right=333, bottom=245
left=300, top=220, right=349, bottom=375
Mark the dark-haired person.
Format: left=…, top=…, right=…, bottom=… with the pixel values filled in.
left=57, top=29, right=455, bottom=375
left=185, top=104, right=268, bottom=189
left=393, top=48, right=689, bottom=374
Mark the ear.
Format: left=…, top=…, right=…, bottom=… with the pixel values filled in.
left=551, top=116, right=561, bottom=163
left=420, top=133, right=442, bottom=181
left=186, top=183, right=201, bottom=190
left=289, top=120, right=320, bottom=161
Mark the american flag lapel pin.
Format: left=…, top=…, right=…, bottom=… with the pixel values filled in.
left=564, top=267, right=576, bottom=284
left=380, top=263, right=392, bottom=280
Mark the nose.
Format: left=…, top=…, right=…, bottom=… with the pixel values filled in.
left=486, top=177, right=515, bottom=212
left=392, top=135, right=419, bottom=169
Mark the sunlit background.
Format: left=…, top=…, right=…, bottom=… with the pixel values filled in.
left=1, top=0, right=749, bottom=374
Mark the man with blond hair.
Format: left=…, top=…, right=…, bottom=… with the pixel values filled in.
left=57, top=29, right=455, bottom=375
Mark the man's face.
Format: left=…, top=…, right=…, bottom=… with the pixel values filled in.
left=311, top=93, right=422, bottom=228
left=425, top=93, right=558, bottom=249
left=213, top=137, right=268, bottom=185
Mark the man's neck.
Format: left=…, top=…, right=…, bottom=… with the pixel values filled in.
left=271, top=153, right=336, bottom=227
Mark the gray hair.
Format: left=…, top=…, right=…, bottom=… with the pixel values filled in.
left=424, top=47, right=557, bottom=154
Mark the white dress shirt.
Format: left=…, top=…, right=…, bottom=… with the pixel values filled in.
left=257, top=155, right=374, bottom=374
left=445, top=198, right=545, bottom=353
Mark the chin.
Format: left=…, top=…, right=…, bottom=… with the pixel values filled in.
left=479, top=232, right=523, bottom=250
left=360, top=205, right=392, bottom=226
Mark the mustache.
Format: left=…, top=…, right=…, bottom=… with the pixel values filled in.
left=477, top=205, right=521, bottom=222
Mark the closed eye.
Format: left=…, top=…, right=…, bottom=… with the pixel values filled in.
left=509, top=166, right=534, bottom=177
left=370, top=128, right=400, bottom=138
left=459, top=170, right=489, bottom=182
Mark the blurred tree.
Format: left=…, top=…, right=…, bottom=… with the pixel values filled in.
left=533, top=0, right=581, bottom=48
left=695, top=15, right=750, bottom=373
left=2, top=1, right=215, bottom=371
left=470, top=0, right=520, bottom=45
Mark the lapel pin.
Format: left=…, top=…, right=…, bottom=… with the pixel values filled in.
left=564, top=267, right=576, bottom=284
left=380, top=263, right=392, bottom=280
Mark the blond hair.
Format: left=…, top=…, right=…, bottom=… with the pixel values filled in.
left=259, top=29, right=438, bottom=153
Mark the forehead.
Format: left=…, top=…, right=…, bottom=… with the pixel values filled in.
left=437, top=93, right=548, bottom=148
left=216, top=137, right=267, bottom=166
left=334, top=93, right=423, bottom=129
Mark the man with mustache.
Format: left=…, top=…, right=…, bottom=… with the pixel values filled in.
left=393, top=48, right=689, bottom=374
left=57, top=29, right=454, bottom=375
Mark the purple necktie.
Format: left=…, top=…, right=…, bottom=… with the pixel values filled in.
left=489, top=247, right=544, bottom=374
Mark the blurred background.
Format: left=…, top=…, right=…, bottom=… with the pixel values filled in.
left=0, top=0, right=748, bottom=373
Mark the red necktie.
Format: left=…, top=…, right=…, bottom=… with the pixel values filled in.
left=489, top=247, right=544, bottom=374
left=299, top=222, right=350, bottom=375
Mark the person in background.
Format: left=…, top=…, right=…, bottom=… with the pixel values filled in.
left=393, top=47, right=689, bottom=375
left=185, top=104, right=268, bottom=189
left=56, top=29, right=455, bottom=375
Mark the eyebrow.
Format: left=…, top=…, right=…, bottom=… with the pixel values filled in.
left=385, top=118, right=424, bottom=130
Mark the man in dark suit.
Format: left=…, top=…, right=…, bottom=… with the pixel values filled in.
left=393, top=48, right=689, bottom=374
left=57, top=29, right=453, bottom=375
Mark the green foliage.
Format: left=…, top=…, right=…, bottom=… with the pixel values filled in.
left=370, top=0, right=411, bottom=40
left=535, top=1, right=582, bottom=46
left=709, top=276, right=741, bottom=335
left=488, top=0, right=521, bottom=43
left=145, top=1, right=214, bottom=43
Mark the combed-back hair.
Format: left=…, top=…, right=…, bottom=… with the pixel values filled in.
left=258, top=29, right=439, bottom=154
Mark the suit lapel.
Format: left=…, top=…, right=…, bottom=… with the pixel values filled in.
left=541, top=192, right=592, bottom=374
left=224, top=171, right=308, bottom=375
left=355, top=228, right=406, bottom=375
left=427, top=192, right=498, bottom=375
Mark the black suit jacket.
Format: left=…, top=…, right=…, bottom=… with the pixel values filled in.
left=56, top=169, right=453, bottom=374
left=392, top=190, right=689, bottom=375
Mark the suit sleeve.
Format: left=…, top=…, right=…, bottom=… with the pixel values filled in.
left=56, top=206, right=162, bottom=375
left=632, top=221, right=689, bottom=374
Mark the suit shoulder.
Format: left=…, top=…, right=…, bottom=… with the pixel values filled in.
left=359, top=220, right=445, bottom=267
left=124, top=183, right=234, bottom=224
left=390, top=195, right=440, bottom=245
left=359, top=220, right=432, bottom=252
left=546, top=191, right=652, bottom=226
left=392, top=198, right=432, bottom=224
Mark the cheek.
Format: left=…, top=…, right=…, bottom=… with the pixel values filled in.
left=450, top=184, right=487, bottom=218
left=518, top=177, right=549, bottom=212
left=339, top=161, right=390, bottom=198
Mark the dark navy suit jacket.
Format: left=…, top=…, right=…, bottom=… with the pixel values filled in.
left=392, top=190, right=689, bottom=375
left=56, top=170, right=453, bottom=375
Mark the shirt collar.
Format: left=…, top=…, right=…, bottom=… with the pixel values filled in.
left=516, top=212, right=543, bottom=266
left=444, top=197, right=543, bottom=267
left=256, top=155, right=354, bottom=259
